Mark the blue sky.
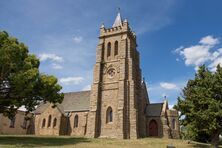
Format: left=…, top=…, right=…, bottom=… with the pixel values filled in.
left=1, top=0, right=222, bottom=107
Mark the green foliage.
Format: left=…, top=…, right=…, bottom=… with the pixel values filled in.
left=0, top=31, right=64, bottom=119
left=175, top=65, right=222, bottom=146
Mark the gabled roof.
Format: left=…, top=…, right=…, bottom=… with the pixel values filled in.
left=34, top=90, right=91, bottom=114
left=112, top=12, right=123, bottom=27
left=61, top=91, right=90, bottom=112
left=146, top=103, right=163, bottom=117
left=34, top=102, right=50, bottom=114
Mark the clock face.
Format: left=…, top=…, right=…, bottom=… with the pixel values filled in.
left=107, top=68, right=116, bottom=78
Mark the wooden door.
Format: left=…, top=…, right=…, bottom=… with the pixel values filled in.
left=149, top=120, right=158, bottom=136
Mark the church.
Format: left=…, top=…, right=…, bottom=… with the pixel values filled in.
left=0, top=12, right=180, bottom=139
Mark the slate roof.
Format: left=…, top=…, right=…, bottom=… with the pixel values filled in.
left=146, top=103, right=163, bottom=117
left=61, top=91, right=90, bottom=112
left=34, top=102, right=50, bottom=114
left=34, top=90, right=91, bottom=114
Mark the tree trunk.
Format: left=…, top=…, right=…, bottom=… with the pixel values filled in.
left=211, top=130, right=220, bottom=148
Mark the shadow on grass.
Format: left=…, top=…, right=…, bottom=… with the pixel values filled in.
left=190, top=141, right=222, bottom=148
left=0, top=135, right=90, bottom=147
left=191, top=143, right=211, bottom=148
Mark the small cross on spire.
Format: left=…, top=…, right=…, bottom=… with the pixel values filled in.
left=117, top=7, right=120, bottom=13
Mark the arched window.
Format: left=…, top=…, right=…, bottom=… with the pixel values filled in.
left=47, top=115, right=52, bottom=128
left=22, top=118, right=27, bottom=129
left=42, top=118, right=46, bottom=128
left=114, top=41, right=118, bottom=56
left=53, top=118, right=57, bottom=128
left=107, top=42, right=111, bottom=57
left=9, top=117, right=16, bottom=128
left=172, top=119, right=176, bottom=130
left=74, top=115, right=78, bottom=128
left=106, top=107, right=113, bottom=123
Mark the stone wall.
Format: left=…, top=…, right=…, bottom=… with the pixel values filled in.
left=34, top=105, right=62, bottom=136
left=86, top=18, right=146, bottom=139
left=34, top=104, right=88, bottom=137
left=166, top=110, right=180, bottom=139
left=69, top=111, right=88, bottom=136
left=138, top=82, right=149, bottom=137
left=99, top=89, right=119, bottom=138
left=0, top=111, right=32, bottom=135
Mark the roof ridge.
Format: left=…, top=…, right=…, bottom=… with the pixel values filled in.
left=149, top=103, right=164, bottom=105
left=64, top=90, right=91, bottom=94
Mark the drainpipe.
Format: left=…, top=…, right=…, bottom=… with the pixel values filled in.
left=65, top=112, right=71, bottom=135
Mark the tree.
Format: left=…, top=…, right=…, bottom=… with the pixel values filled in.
left=175, top=65, right=222, bottom=147
left=0, top=31, right=64, bottom=119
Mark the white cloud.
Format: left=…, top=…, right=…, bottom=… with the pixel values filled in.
left=82, top=85, right=91, bottom=91
left=148, top=80, right=185, bottom=105
left=209, top=56, right=222, bottom=71
left=38, top=53, right=64, bottom=70
left=59, top=76, right=84, bottom=85
left=52, top=63, right=63, bottom=69
left=174, top=46, right=184, bottom=53
left=180, top=45, right=211, bottom=67
left=36, top=33, right=95, bottom=92
left=73, top=36, right=83, bottom=43
left=160, top=82, right=178, bottom=90
left=175, top=35, right=222, bottom=71
left=199, top=35, right=219, bottom=46
left=39, top=53, right=63, bottom=62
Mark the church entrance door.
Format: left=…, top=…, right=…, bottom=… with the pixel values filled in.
left=149, top=120, right=158, bottom=136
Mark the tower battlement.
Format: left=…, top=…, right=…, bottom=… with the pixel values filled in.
left=100, top=24, right=136, bottom=39
left=99, top=12, right=136, bottom=39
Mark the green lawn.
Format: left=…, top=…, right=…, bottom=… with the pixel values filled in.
left=0, top=135, right=220, bottom=148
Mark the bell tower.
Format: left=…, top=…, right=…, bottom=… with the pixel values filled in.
left=86, top=11, right=146, bottom=139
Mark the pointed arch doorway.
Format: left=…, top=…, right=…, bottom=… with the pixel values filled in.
left=148, top=119, right=158, bottom=136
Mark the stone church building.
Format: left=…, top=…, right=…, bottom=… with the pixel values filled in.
left=0, top=12, right=180, bottom=139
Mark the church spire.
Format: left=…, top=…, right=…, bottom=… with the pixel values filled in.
left=112, top=8, right=123, bottom=27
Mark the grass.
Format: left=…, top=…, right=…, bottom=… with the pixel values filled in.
left=0, top=135, right=221, bottom=148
